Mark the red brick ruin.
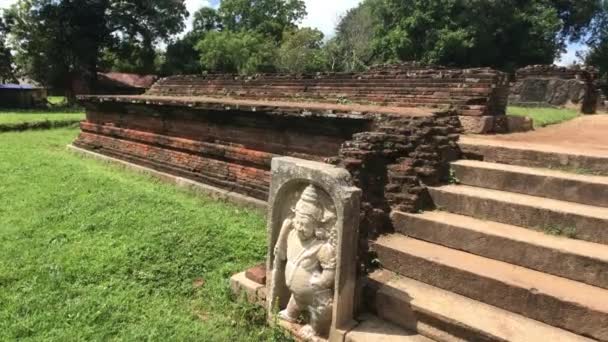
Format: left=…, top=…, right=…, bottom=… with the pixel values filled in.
left=74, top=64, right=508, bottom=250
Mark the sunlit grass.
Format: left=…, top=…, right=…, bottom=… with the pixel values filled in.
left=0, top=128, right=288, bottom=341
left=508, top=106, right=580, bottom=128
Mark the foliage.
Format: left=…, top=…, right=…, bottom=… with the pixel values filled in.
left=196, top=30, right=277, bottom=74
left=326, top=1, right=379, bottom=72
left=4, top=0, right=187, bottom=97
left=276, top=28, right=326, bottom=73
left=161, top=32, right=204, bottom=76
left=585, top=0, right=608, bottom=80
left=370, top=0, right=567, bottom=70
left=193, top=7, right=222, bottom=33
left=0, top=16, right=15, bottom=83
left=508, top=106, right=580, bottom=127
left=0, top=127, right=287, bottom=340
left=219, top=0, right=306, bottom=41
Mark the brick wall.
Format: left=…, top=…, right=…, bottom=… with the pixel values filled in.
left=509, top=64, right=599, bottom=114
left=74, top=94, right=461, bottom=267
left=147, top=64, right=508, bottom=117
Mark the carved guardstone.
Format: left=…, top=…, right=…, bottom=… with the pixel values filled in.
left=266, top=157, right=361, bottom=342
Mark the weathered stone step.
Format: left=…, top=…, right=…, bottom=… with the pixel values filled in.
left=346, top=314, right=435, bottom=342
left=428, top=184, right=608, bottom=245
left=451, top=160, right=608, bottom=207
left=459, top=136, right=608, bottom=175
left=366, top=269, right=593, bottom=342
left=392, top=210, right=608, bottom=289
left=372, top=235, right=608, bottom=340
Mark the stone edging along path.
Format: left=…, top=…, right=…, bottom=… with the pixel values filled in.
left=0, top=119, right=81, bottom=133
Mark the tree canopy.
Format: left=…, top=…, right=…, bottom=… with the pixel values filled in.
left=0, top=16, right=15, bottom=83
left=585, top=0, right=608, bottom=80
left=3, top=0, right=187, bottom=97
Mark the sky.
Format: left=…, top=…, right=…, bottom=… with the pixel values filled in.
left=0, top=0, right=584, bottom=66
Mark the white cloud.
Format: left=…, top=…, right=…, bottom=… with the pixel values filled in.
left=299, top=0, right=363, bottom=38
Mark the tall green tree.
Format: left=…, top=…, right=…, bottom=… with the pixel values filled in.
left=4, top=0, right=187, bottom=98
left=218, top=0, right=306, bottom=41
left=0, top=15, right=15, bottom=83
left=276, top=28, right=326, bottom=73
left=161, top=7, right=222, bottom=75
left=325, top=1, right=378, bottom=72
left=585, top=0, right=608, bottom=80
left=332, top=0, right=604, bottom=71
left=196, top=30, right=276, bottom=74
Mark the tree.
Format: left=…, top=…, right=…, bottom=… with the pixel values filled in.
left=160, top=7, right=221, bottom=75
left=4, top=0, right=187, bottom=99
left=218, top=0, right=306, bottom=41
left=193, top=7, right=222, bottom=33
left=585, top=0, right=608, bottom=80
left=196, top=30, right=276, bottom=74
left=276, top=28, right=326, bottom=73
left=0, top=16, right=15, bottom=83
left=370, top=0, right=566, bottom=71
left=326, top=1, right=379, bottom=72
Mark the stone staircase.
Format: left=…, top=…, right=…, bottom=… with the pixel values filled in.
left=359, top=137, right=608, bottom=341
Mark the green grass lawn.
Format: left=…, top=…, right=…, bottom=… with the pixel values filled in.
left=0, top=109, right=84, bottom=124
left=508, top=106, right=580, bottom=128
left=0, top=128, right=287, bottom=341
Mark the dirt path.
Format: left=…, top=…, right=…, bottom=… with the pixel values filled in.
left=467, top=115, right=608, bottom=155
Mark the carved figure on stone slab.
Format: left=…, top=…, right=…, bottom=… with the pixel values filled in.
left=273, top=185, right=337, bottom=341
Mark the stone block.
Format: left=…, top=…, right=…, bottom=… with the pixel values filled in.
left=458, top=116, right=495, bottom=134
left=506, top=115, right=534, bottom=133
left=245, top=264, right=266, bottom=284
left=230, top=271, right=266, bottom=305
left=266, top=157, right=361, bottom=342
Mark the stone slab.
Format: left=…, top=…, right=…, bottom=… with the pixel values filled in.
left=367, top=270, right=594, bottom=342
left=345, top=314, right=433, bottom=342
left=451, top=159, right=608, bottom=207
left=230, top=271, right=266, bottom=305
left=458, top=115, right=495, bottom=134
left=428, top=184, right=608, bottom=245
left=373, top=235, right=608, bottom=341
left=67, top=144, right=267, bottom=212
left=245, top=264, right=266, bottom=284
left=392, top=210, right=608, bottom=289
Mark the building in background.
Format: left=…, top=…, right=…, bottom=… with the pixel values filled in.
left=0, top=83, right=48, bottom=108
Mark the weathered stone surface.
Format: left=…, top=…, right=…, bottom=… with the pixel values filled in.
left=266, top=157, right=361, bottom=342
left=428, top=184, right=608, bottom=245
left=146, top=64, right=509, bottom=117
left=366, top=270, right=595, bottom=342
left=460, top=136, right=608, bottom=175
left=451, top=159, right=608, bottom=207
left=345, top=314, right=433, bottom=342
left=505, top=115, right=534, bottom=132
left=392, top=210, right=608, bottom=289
left=458, top=115, right=495, bottom=134
left=509, top=64, right=599, bottom=114
left=230, top=272, right=266, bottom=305
left=245, top=264, right=266, bottom=285
left=373, top=235, right=608, bottom=341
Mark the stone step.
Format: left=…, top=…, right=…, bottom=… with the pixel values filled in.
left=372, top=235, right=608, bottom=340
left=459, top=136, right=608, bottom=175
left=366, top=269, right=593, bottom=342
left=451, top=159, right=608, bottom=207
left=391, top=210, right=608, bottom=289
left=428, top=184, right=608, bottom=245
left=346, top=314, right=435, bottom=342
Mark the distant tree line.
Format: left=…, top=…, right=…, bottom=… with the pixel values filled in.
left=0, top=0, right=607, bottom=97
